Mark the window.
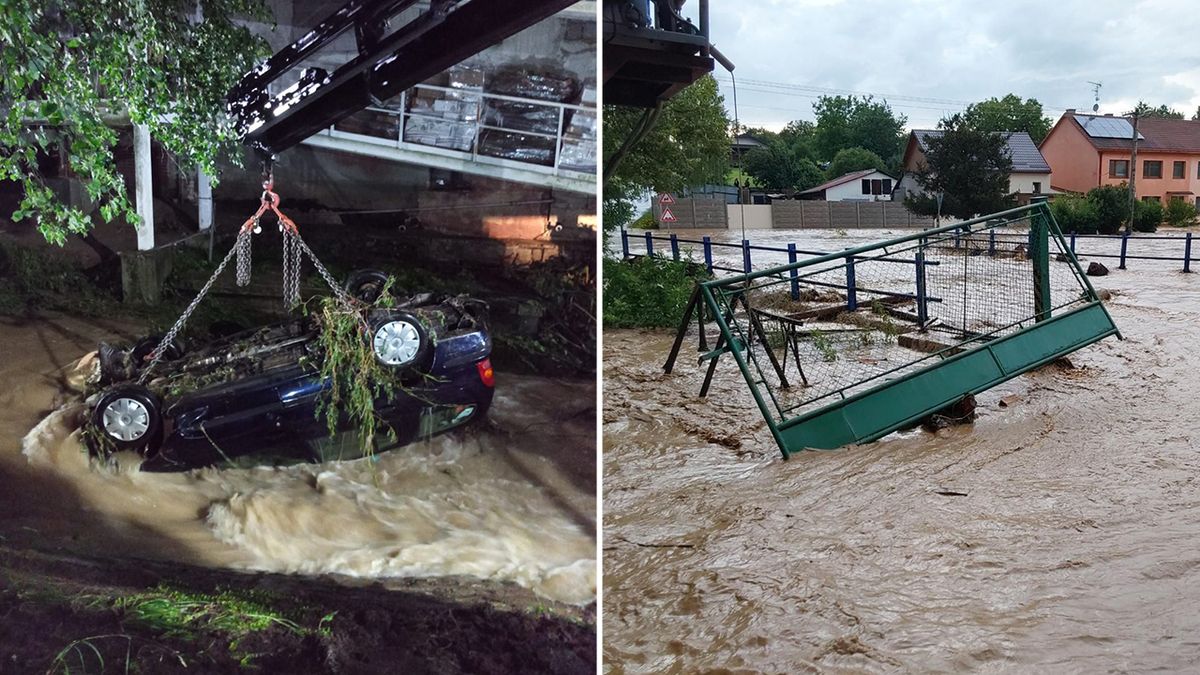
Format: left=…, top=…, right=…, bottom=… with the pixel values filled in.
left=1144, top=160, right=1163, bottom=178
left=861, top=179, right=871, bottom=195
left=1109, top=159, right=1129, bottom=178
left=1174, top=161, right=1187, bottom=179
left=1142, top=196, right=1161, bottom=203
left=1033, top=181, right=1042, bottom=194
left=881, top=179, right=892, bottom=195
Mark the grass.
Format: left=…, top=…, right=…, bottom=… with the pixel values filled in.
left=54, top=583, right=336, bottom=669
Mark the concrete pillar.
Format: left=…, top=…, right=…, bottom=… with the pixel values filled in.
left=133, top=123, right=155, bottom=250
left=197, top=168, right=213, bottom=231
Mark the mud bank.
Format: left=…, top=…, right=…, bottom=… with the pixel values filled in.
left=603, top=264, right=1200, bottom=672
left=0, top=544, right=593, bottom=673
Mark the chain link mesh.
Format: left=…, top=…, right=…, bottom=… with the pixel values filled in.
left=705, top=212, right=1097, bottom=421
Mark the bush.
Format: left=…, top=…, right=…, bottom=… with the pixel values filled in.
left=1165, top=198, right=1198, bottom=228
left=1049, top=195, right=1100, bottom=234
left=603, top=255, right=709, bottom=329
left=1133, top=199, right=1163, bottom=233
left=629, top=210, right=657, bottom=230
left=1085, top=184, right=1132, bottom=234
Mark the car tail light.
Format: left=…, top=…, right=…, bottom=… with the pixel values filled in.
left=476, top=358, right=494, bottom=387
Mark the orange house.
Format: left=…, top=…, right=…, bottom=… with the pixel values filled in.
left=1040, top=111, right=1200, bottom=206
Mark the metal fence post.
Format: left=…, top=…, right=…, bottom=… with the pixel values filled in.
left=845, top=256, right=857, bottom=311
left=788, top=243, right=799, bottom=300
left=621, top=228, right=629, bottom=259
left=988, top=229, right=996, bottom=257
left=1186, top=233, right=1194, bottom=273
left=742, top=239, right=752, bottom=273
left=1031, top=197, right=1052, bottom=321
left=645, top=231, right=654, bottom=257
left=670, top=233, right=680, bottom=260
left=1119, top=233, right=1129, bottom=270
left=915, top=240, right=928, bottom=324
left=703, top=236, right=713, bottom=273
left=1070, top=232, right=1076, bottom=253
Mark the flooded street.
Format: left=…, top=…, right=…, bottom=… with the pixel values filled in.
left=0, top=314, right=595, bottom=606
left=603, top=241, right=1200, bottom=671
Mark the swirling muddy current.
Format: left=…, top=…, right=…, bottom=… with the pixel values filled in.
left=604, top=247, right=1200, bottom=671
left=0, top=315, right=595, bottom=606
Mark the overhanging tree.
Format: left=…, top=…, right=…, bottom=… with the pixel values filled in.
left=0, top=0, right=270, bottom=245
left=904, top=114, right=1014, bottom=220
left=602, top=75, right=730, bottom=236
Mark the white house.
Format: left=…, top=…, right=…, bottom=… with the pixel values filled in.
left=797, top=168, right=896, bottom=201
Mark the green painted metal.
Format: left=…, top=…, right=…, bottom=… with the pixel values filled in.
left=693, top=201, right=1121, bottom=459
left=775, top=302, right=1117, bottom=451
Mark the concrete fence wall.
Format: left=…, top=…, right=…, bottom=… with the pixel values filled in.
left=654, top=197, right=728, bottom=229
left=769, top=201, right=935, bottom=229
left=655, top=198, right=936, bottom=230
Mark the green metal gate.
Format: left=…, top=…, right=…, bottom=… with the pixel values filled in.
left=665, top=199, right=1121, bottom=458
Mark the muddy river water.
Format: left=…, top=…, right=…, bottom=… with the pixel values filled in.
left=605, top=228, right=1200, bottom=671
left=0, top=314, right=596, bottom=606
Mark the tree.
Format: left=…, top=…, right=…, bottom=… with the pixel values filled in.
left=1126, top=102, right=1184, bottom=119
left=904, top=114, right=1013, bottom=220
left=603, top=75, right=730, bottom=238
left=826, top=147, right=887, bottom=179
left=742, top=141, right=822, bottom=191
left=603, top=75, right=730, bottom=197
left=0, top=0, right=271, bottom=244
left=962, top=94, right=1053, bottom=144
left=1193, top=106, right=1200, bottom=122
left=812, top=95, right=906, bottom=166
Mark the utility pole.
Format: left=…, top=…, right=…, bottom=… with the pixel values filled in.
left=1126, top=111, right=1139, bottom=235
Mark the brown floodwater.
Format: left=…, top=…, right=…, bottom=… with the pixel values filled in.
left=603, top=247, right=1200, bottom=671
left=0, top=313, right=596, bottom=606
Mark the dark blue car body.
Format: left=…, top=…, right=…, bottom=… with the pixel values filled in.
left=88, top=296, right=495, bottom=472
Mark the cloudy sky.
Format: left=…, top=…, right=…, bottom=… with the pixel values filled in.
left=676, top=0, right=1200, bottom=131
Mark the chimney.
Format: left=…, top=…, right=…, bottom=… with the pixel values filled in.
left=1065, top=108, right=1076, bottom=114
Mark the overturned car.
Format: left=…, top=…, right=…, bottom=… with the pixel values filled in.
left=83, top=271, right=494, bottom=471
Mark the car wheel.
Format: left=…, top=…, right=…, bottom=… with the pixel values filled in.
left=87, top=385, right=164, bottom=458
left=369, top=312, right=432, bottom=371
left=344, top=269, right=393, bottom=303
left=130, top=335, right=185, bottom=367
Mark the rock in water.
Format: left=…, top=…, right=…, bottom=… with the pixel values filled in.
left=1087, top=261, right=1109, bottom=277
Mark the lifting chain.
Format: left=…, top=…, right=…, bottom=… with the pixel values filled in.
left=235, top=223, right=254, bottom=286
left=137, top=175, right=357, bottom=384
left=137, top=229, right=250, bottom=385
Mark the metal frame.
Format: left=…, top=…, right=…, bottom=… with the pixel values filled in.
left=668, top=200, right=1122, bottom=459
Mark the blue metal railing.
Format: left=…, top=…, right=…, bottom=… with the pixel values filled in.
left=621, top=228, right=1200, bottom=275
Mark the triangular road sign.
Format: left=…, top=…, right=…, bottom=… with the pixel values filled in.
left=660, top=207, right=677, bottom=223
left=659, top=193, right=675, bottom=205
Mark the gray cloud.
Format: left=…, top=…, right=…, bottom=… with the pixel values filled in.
left=682, top=0, right=1200, bottom=130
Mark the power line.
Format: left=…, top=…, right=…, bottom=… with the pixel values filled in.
left=712, top=75, right=1076, bottom=114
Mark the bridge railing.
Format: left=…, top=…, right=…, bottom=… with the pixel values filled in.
left=316, top=82, right=597, bottom=179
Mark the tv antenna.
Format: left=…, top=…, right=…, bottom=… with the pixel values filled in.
left=1088, top=81, right=1102, bottom=112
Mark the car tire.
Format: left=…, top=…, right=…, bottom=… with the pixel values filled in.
left=344, top=269, right=393, bottom=303
left=130, top=335, right=185, bottom=367
left=87, top=385, right=164, bottom=458
left=368, top=311, right=433, bottom=372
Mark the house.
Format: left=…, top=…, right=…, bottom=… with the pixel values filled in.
left=1039, top=111, right=1200, bottom=206
left=895, top=130, right=1052, bottom=205
left=796, top=169, right=896, bottom=201
left=730, top=132, right=768, bottom=166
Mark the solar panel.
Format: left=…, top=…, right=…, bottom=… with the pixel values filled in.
left=1080, top=116, right=1144, bottom=140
